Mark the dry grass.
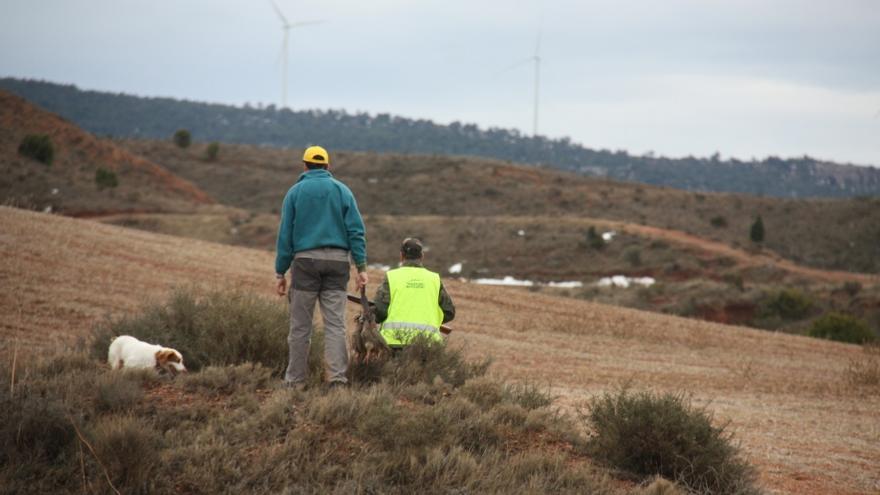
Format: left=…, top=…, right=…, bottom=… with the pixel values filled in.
left=2, top=206, right=879, bottom=494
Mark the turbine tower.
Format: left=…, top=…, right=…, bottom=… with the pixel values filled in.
left=497, top=32, right=543, bottom=137
left=531, top=32, right=541, bottom=137
left=270, top=0, right=324, bottom=108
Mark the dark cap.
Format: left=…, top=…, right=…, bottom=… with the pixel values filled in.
left=400, top=237, right=423, bottom=259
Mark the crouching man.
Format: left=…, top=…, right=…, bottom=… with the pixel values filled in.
left=373, top=238, right=455, bottom=349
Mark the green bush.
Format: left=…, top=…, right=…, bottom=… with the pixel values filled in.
left=91, top=288, right=288, bottom=374
left=18, top=134, right=54, bottom=165
left=710, top=215, right=728, bottom=228
left=759, top=288, right=813, bottom=320
left=585, top=388, right=758, bottom=495
left=173, top=129, right=192, bottom=148
left=749, top=215, right=764, bottom=243
left=585, top=226, right=605, bottom=250
left=808, top=312, right=875, bottom=344
left=205, top=141, right=220, bottom=161
left=379, top=334, right=491, bottom=387
left=95, top=167, right=119, bottom=190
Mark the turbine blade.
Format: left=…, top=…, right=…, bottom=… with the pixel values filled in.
left=535, top=31, right=542, bottom=57
left=494, top=57, right=533, bottom=76
left=289, top=19, right=326, bottom=28
left=270, top=0, right=289, bottom=25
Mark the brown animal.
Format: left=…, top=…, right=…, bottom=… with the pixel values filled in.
left=350, top=288, right=390, bottom=364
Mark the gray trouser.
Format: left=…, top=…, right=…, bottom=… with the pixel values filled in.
left=285, top=253, right=350, bottom=385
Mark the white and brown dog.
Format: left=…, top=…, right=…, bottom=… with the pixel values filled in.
left=108, top=335, right=187, bottom=374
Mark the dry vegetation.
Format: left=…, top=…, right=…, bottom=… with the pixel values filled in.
left=0, top=91, right=211, bottom=215
left=120, top=138, right=880, bottom=274
left=2, top=207, right=878, bottom=494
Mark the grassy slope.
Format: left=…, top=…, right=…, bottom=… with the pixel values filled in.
left=120, top=139, right=880, bottom=274
left=0, top=91, right=212, bottom=215
left=2, top=206, right=877, bottom=494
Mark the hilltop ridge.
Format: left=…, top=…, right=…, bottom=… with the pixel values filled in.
left=3, top=77, right=879, bottom=198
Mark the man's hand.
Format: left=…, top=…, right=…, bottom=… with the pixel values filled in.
left=276, top=276, right=287, bottom=297
left=356, top=271, right=368, bottom=290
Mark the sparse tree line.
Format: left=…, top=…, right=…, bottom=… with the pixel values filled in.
left=4, top=77, right=880, bottom=198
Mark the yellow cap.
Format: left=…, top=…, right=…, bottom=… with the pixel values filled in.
left=302, top=145, right=330, bottom=165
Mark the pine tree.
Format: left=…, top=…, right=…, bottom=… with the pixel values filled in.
left=750, top=215, right=764, bottom=243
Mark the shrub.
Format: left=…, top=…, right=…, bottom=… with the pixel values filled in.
left=624, top=246, right=642, bottom=267
left=842, top=281, right=862, bottom=297
left=586, top=226, right=605, bottom=250
left=504, top=381, right=554, bottom=410
left=380, top=335, right=491, bottom=387
left=91, top=415, right=161, bottom=491
left=0, top=395, right=74, bottom=463
left=205, top=141, right=220, bottom=161
left=749, top=216, right=764, bottom=243
left=95, top=372, right=144, bottom=412
left=173, top=129, right=192, bottom=148
left=18, top=134, right=54, bottom=165
left=95, top=167, right=119, bottom=190
left=808, top=312, right=875, bottom=344
left=585, top=389, right=758, bottom=494
left=710, top=215, right=728, bottom=228
left=759, top=288, right=813, bottom=320
left=91, top=288, right=288, bottom=374
left=845, top=343, right=880, bottom=388
left=179, top=363, right=273, bottom=396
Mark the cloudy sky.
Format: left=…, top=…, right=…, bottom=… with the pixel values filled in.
left=2, top=0, right=879, bottom=166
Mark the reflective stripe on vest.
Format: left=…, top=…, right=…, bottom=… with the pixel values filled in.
left=380, top=266, right=444, bottom=346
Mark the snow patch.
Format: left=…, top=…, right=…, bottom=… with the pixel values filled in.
left=473, top=276, right=534, bottom=287
left=601, top=231, right=616, bottom=242
left=51, top=188, right=59, bottom=195
left=597, top=275, right=655, bottom=289
left=517, top=229, right=526, bottom=237
left=368, top=263, right=391, bottom=272
left=546, top=281, right=584, bottom=288
left=448, top=262, right=462, bottom=274
left=471, top=277, right=583, bottom=288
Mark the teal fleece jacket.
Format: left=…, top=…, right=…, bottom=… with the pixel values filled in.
left=274, top=169, right=367, bottom=275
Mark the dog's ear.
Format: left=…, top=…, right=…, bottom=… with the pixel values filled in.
left=166, top=350, right=182, bottom=364
left=154, top=349, right=171, bottom=365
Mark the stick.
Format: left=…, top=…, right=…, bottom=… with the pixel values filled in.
left=345, top=293, right=453, bottom=335
left=78, top=440, right=88, bottom=495
left=68, top=415, right=121, bottom=495
left=10, top=341, right=17, bottom=396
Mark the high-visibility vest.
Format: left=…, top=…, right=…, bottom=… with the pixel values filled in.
left=380, top=266, right=444, bottom=346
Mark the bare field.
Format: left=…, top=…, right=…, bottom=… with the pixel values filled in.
left=1, top=206, right=877, bottom=494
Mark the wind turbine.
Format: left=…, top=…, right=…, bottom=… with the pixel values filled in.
left=270, top=0, right=324, bottom=108
left=497, top=32, right=542, bottom=136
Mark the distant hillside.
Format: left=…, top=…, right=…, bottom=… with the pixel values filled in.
left=122, top=139, right=880, bottom=275
left=3, top=77, right=879, bottom=199
left=0, top=90, right=212, bottom=215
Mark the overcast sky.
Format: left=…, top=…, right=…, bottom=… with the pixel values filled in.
left=2, top=0, right=879, bottom=166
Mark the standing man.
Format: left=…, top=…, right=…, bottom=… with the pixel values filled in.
left=373, top=238, right=455, bottom=349
left=275, top=145, right=368, bottom=389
